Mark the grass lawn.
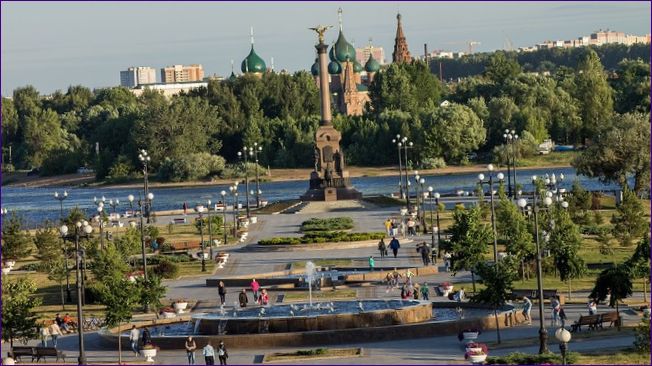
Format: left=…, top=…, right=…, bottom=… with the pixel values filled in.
left=517, top=151, right=578, bottom=167
left=175, top=261, right=217, bottom=277
left=292, top=259, right=355, bottom=270
left=255, top=200, right=301, bottom=214
left=263, top=348, right=362, bottom=363
left=575, top=348, right=650, bottom=365
left=283, top=289, right=357, bottom=302
left=362, top=196, right=404, bottom=207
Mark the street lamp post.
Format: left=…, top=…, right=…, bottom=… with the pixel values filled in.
left=229, top=183, right=239, bottom=236
left=138, top=150, right=152, bottom=223
left=93, top=197, right=107, bottom=250
left=196, top=206, right=206, bottom=272
left=54, top=191, right=68, bottom=220
left=238, top=147, right=252, bottom=218
left=220, top=191, right=227, bottom=245
left=503, top=130, right=518, bottom=197
left=392, top=135, right=404, bottom=199
left=137, top=192, right=154, bottom=312
left=555, top=327, right=572, bottom=365
left=206, top=200, right=214, bottom=261
left=108, top=199, right=120, bottom=215
left=59, top=221, right=93, bottom=365
left=419, top=177, right=426, bottom=233
left=402, top=138, right=414, bottom=210
left=478, top=164, right=504, bottom=262
left=252, top=143, right=263, bottom=208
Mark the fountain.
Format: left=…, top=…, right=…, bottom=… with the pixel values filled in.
left=305, top=261, right=316, bottom=307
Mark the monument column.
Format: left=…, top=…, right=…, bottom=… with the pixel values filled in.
left=316, top=42, right=332, bottom=126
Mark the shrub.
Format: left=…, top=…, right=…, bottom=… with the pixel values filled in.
left=106, top=155, right=136, bottom=183
left=634, top=314, right=650, bottom=353
left=194, top=215, right=224, bottom=235
left=421, top=157, right=447, bottom=169
left=154, top=259, right=179, bottom=279
left=17, top=262, right=47, bottom=272
left=39, top=149, right=84, bottom=176
left=2, top=163, right=15, bottom=173
left=259, top=232, right=385, bottom=245
left=485, top=351, right=578, bottom=364
left=158, top=153, right=226, bottom=182
left=300, top=217, right=354, bottom=232
left=580, top=224, right=604, bottom=236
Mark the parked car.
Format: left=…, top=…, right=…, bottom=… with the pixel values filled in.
left=77, top=167, right=94, bottom=174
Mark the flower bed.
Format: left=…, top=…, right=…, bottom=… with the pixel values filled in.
left=259, top=232, right=385, bottom=245
left=300, top=217, right=354, bottom=232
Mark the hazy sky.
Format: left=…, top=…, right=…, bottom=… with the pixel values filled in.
left=2, top=1, right=650, bottom=95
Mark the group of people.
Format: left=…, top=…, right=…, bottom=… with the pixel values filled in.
left=129, top=326, right=152, bottom=355
left=218, top=279, right=270, bottom=308
left=383, top=217, right=420, bottom=237
left=39, top=313, right=77, bottom=348
left=185, top=337, right=228, bottom=365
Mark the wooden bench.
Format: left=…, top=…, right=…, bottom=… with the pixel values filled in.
left=511, top=289, right=565, bottom=305
left=8, top=346, right=35, bottom=362
left=571, top=314, right=600, bottom=332
left=34, top=347, right=66, bottom=363
left=170, top=241, right=200, bottom=250
left=598, top=311, right=620, bottom=329
left=170, top=217, right=187, bottom=225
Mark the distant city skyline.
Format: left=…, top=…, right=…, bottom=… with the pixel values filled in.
left=2, top=1, right=650, bottom=95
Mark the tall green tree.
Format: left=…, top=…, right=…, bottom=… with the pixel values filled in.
left=97, top=277, right=140, bottom=327
left=625, top=235, right=650, bottom=304
left=472, top=258, right=518, bottom=343
left=46, top=257, right=69, bottom=310
left=573, top=112, right=650, bottom=194
left=610, top=188, right=648, bottom=247
left=590, top=264, right=632, bottom=330
left=1, top=214, right=33, bottom=260
left=574, top=49, right=614, bottom=141
left=496, top=197, right=535, bottom=281
left=484, top=51, right=522, bottom=84
left=1, top=278, right=42, bottom=347
left=136, top=274, right=166, bottom=312
left=546, top=207, right=586, bottom=299
left=34, top=224, right=64, bottom=264
left=422, top=103, right=486, bottom=164
left=448, top=206, right=492, bottom=292
left=611, top=58, right=650, bottom=114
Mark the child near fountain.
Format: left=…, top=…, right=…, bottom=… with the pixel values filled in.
left=258, top=289, right=269, bottom=305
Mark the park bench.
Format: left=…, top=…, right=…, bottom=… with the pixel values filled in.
left=570, top=314, right=600, bottom=332
left=8, top=346, right=35, bottom=362
left=511, top=289, right=565, bottom=305
left=171, top=217, right=187, bottom=225
left=170, top=241, right=201, bottom=250
left=34, top=346, right=66, bottom=363
left=597, top=311, right=620, bottom=329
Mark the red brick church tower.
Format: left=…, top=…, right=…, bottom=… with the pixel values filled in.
left=392, top=13, right=412, bottom=64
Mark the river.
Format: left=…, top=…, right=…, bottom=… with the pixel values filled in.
left=1, top=166, right=621, bottom=227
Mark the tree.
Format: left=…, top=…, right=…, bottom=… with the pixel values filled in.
left=422, top=103, right=486, bottom=164
left=625, top=235, right=650, bottom=304
left=590, top=265, right=632, bottom=330
left=611, top=188, right=648, bottom=247
left=448, top=206, right=492, bottom=292
left=91, top=242, right=130, bottom=280
left=46, top=257, right=69, bottom=310
left=484, top=51, right=522, bottom=84
left=1, top=214, right=33, bottom=260
left=496, top=197, right=535, bottom=281
left=472, top=258, right=518, bottom=343
left=546, top=207, right=586, bottom=299
left=136, top=274, right=166, bottom=312
left=2, top=278, right=42, bottom=347
left=611, top=59, right=650, bottom=114
left=566, top=180, right=592, bottom=225
left=34, top=224, right=64, bottom=264
left=573, top=113, right=650, bottom=194
left=368, top=63, right=417, bottom=114
left=97, top=277, right=139, bottom=327
left=574, top=49, right=614, bottom=140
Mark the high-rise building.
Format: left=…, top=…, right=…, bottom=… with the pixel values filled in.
left=392, top=13, right=412, bottom=64
left=355, top=46, right=385, bottom=66
left=160, top=64, right=204, bottom=83
left=120, top=66, right=156, bottom=88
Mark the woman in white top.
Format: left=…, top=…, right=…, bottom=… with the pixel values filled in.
left=48, top=323, right=64, bottom=348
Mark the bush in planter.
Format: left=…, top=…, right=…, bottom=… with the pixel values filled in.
left=154, top=259, right=179, bottom=279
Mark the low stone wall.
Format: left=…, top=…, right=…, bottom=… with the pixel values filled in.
left=98, top=304, right=526, bottom=350
left=257, top=239, right=415, bottom=252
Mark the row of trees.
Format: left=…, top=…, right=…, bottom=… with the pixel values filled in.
left=2, top=44, right=649, bottom=191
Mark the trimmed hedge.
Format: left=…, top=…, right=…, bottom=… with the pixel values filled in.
left=300, top=217, right=354, bottom=232
left=259, top=231, right=385, bottom=245
left=486, top=352, right=578, bottom=365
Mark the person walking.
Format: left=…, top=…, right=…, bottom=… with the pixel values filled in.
left=418, top=242, right=430, bottom=266
left=39, top=325, right=50, bottom=347
left=129, top=325, right=140, bottom=355
left=377, top=238, right=387, bottom=258
left=203, top=341, right=216, bottom=365
left=551, top=297, right=561, bottom=326
left=141, top=327, right=152, bottom=347
left=389, top=236, right=401, bottom=258
left=217, top=341, right=228, bottom=365
left=218, top=281, right=226, bottom=305
left=407, top=218, right=416, bottom=236
left=183, top=202, right=188, bottom=215
left=384, top=218, right=392, bottom=236
left=48, top=322, right=63, bottom=348
left=413, top=284, right=420, bottom=299
left=420, top=282, right=430, bottom=300
left=258, top=289, right=269, bottom=305
left=368, top=256, right=375, bottom=271
left=588, top=299, right=597, bottom=315
left=559, top=306, right=568, bottom=328
left=443, top=252, right=452, bottom=272
left=250, top=279, right=260, bottom=303
left=239, top=289, right=248, bottom=308
left=185, top=336, right=197, bottom=365
left=522, top=296, right=532, bottom=324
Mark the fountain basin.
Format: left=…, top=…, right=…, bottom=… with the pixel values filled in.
left=192, top=300, right=431, bottom=335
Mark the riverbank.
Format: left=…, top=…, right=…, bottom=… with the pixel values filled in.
left=2, top=162, right=574, bottom=189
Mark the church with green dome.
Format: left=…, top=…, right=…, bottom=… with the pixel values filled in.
left=240, top=28, right=267, bottom=77
left=310, top=8, right=379, bottom=116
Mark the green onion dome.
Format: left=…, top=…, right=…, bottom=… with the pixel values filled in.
left=241, top=45, right=266, bottom=73
left=365, top=54, right=380, bottom=73
left=333, top=31, right=356, bottom=63
left=228, top=71, right=237, bottom=82
left=311, top=58, right=320, bottom=76
left=328, top=60, right=342, bottom=74
left=353, top=59, right=363, bottom=73
left=329, top=46, right=337, bottom=62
